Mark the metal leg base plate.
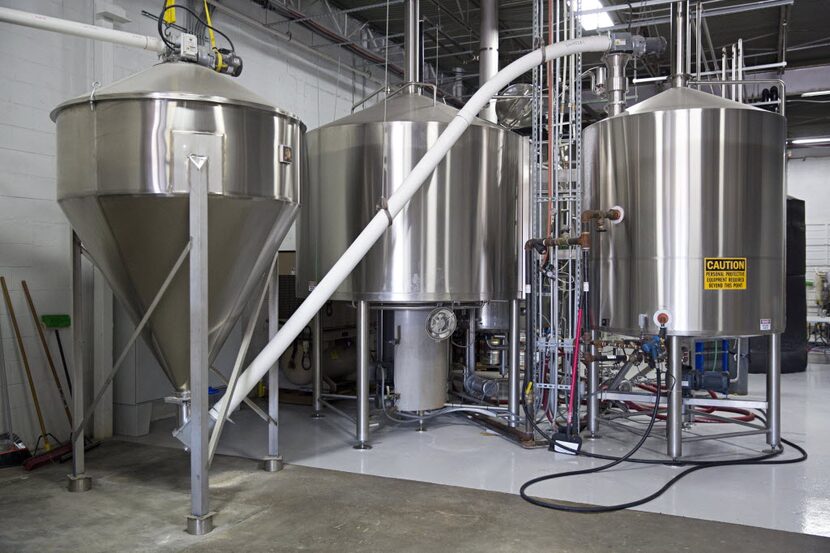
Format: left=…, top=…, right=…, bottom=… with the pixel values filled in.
left=186, top=512, right=215, bottom=536
left=310, top=411, right=324, bottom=419
left=353, top=442, right=372, bottom=450
left=66, top=473, right=92, bottom=493
left=261, top=456, right=284, bottom=472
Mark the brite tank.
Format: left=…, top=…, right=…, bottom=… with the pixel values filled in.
left=296, top=92, right=529, bottom=303
left=52, top=62, right=305, bottom=392
left=583, top=87, right=786, bottom=337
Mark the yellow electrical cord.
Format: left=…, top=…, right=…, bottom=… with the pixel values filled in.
left=163, top=0, right=176, bottom=24
left=202, top=0, right=226, bottom=72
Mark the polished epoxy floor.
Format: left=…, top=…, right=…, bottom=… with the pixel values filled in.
left=130, top=352, right=830, bottom=538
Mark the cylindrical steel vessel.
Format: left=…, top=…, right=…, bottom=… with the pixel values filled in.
left=583, top=87, right=785, bottom=337
left=296, top=91, right=529, bottom=303
left=393, top=309, right=448, bottom=411
left=52, top=62, right=305, bottom=391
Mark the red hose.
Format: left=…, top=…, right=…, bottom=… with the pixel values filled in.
left=566, top=308, right=583, bottom=426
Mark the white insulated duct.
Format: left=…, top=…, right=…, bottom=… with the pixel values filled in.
left=0, top=7, right=166, bottom=53
left=208, top=35, right=613, bottom=422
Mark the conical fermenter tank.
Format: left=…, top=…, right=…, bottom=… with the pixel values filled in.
left=52, top=62, right=305, bottom=393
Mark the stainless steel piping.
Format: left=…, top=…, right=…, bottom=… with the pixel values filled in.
left=671, top=1, right=688, bottom=87
left=603, top=52, right=630, bottom=116
left=404, top=0, right=421, bottom=89
left=479, top=0, right=499, bottom=122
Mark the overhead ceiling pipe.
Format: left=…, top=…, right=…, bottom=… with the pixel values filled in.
left=404, top=0, right=420, bottom=90
left=671, top=0, right=689, bottom=87
left=0, top=6, right=166, bottom=53
left=478, top=0, right=498, bottom=122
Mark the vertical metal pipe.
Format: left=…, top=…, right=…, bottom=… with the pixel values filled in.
left=508, top=299, right=520, bottom=427
left=604, top=52, right=630, bottom=116
left=67, top=233, right=91, bottom=493
left=479, top=0, right=498, bottom=122
left=466, top=309, right=476, bottom=380
left=354, top=301, right=371, bottom=449
left=187, top=154, right=212, bottom=535
left=767, top=333, right=781, bottom=448
left=404, top=0, right=420, bottom=87
left=264, top=259, right=283, bottom=472
left=670, top=1, right=688, bottom=87
left=731, top=43, right=737, bottom=100
left=721, top=47, right=727, bottom=98
left=667, top=336, right=683, bottom=460
left=587, top=329, right=600, bottom=436
left=695, top=2, right=702, bottom=81
left=311, top=313, right=323, bottom=418
left=737, top=38, right=744, bottom=102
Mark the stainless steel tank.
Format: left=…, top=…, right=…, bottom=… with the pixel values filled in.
left=296, top=91, right=529, bottom=303
left=583, top=87, right=786, bottom=337
left=52, top=62, right=305, bottom=391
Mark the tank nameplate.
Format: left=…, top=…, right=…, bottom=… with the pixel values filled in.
left=704, top=258, right=747, bottom=290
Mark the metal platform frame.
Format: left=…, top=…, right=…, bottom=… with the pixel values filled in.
left=587, top=334, right=782, bottom=459
left=67, top=153, right=287, bottom=535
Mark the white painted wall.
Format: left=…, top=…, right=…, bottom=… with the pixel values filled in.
left=788, top=156, right=830, bottom=226
left=0, top=0, right=386, bottom=447
left=788, top=155, right=830, bottom=314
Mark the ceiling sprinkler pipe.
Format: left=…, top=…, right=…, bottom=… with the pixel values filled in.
left=207, top=35, right=617, bottom=426
left=0, top=6, right=166, bottom=53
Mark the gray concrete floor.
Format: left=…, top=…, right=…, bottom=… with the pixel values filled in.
left=0, top=441, right=828, bottom=552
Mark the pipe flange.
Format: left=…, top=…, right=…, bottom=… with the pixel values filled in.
left=425, top=307, right=457, bottom=341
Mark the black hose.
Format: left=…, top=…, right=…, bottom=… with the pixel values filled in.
left=520, top=362, right=664, bottom=513
left=520, top=366, right=808, bottom=513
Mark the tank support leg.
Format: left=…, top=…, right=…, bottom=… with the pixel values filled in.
left=67, top=233, right=91, bottom=493
left=667, top=336, right=683, bottom=460
left=587, top=330, right=600, bottom=437
left=766, top=333, right=781, bottom=449
left=354, top=301, right=372, bottom=449
left=263, top=260, right=283, bottom=472
left=508, top=300, right=521, bottom=428
left=187, top=153, right=213, bottom=535
left=311, top=313, right=323, bottom=418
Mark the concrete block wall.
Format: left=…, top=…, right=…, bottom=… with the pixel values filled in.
left=0, top=0, right=388, bottom=448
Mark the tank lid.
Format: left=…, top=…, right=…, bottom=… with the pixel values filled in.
left=316, top=92, right=502, bottom=129
left=625, top=86, right=767, bottom=115
left=51, top=62, right=301, bottom=122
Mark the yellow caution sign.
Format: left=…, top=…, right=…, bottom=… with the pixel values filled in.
left=704, top=257, right=747, bottom=290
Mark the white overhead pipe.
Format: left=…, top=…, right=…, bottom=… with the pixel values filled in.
left=207, top=34, right=613, bottom=424
left=0, top=6, right=166, bottom=53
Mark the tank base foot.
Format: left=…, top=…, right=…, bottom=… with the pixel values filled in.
left=186, top=513, right=215, bottom=536
left=66, top=473, right=92, bottom=493
left=261, top=456, right=284, bottom=472
left=310, top=411, right=324, bottom=419
left=353, top=442, right=372, bottom=450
